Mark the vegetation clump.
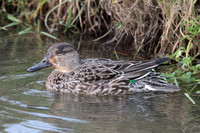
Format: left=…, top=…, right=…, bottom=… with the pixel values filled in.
left=0, top=0, right=199, bottom=54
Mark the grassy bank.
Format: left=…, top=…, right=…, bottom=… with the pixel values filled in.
left=0, top=0, right=199, bottom=54
left=0, top=0, right=199, bottom=101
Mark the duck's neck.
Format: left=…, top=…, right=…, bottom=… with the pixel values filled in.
left=55, top=53, right=81, bottom=73
left=55, top=62, right=80, bottom=73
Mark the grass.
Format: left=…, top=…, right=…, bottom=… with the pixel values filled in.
left=0, top=13, right=58, bottom=40
left=0, top=0, right=198, bottom=54
left=161, top=17, right=200, bottom=104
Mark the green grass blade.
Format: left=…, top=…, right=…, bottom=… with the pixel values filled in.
left=18, top=27, right=33, bottom=35
left=37, top=19, right=40, bottom=33
left=184, top=93, right=195, bottom=104
left=40, top=32, right=58, bottom=40
left=173, top=77, right=179, bottom=87
left=64, top=7, right=72, bottom=33
left=189, top=84, right=197, bottom=93
left=0, top=22, right=20, bottom=30
left=7, top=14, right=22, bottom=23
left=196, top=90, right=200, bottom=94
left=114, top=50, right=119, bottom=60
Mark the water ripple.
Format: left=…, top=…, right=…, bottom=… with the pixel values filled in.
left=0, top=96, right=51, bottom=110
left=0, top=96, right=27, bottom=108
left=4, top=120, right=71, bottom=133
left=0, top=72, right=44, bottom=81
left=23, top=89, right=52, bottom=97
left=5, top=107, right=88, bottom=123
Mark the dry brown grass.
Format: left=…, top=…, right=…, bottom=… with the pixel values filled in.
left=1, top=0, right=199, bottom=55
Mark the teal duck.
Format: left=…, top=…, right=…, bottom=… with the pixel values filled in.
left=27, top=43, right=179, bottom=95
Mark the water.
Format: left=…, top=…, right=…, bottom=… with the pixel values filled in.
left=0, top=30, right=200, bottom=133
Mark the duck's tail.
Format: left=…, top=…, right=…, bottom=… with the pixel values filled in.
left=154, top=57, right=170, bottom=65
left=130, top=76, right=180, bottom=93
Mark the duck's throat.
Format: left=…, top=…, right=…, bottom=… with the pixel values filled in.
left=46, top=70, right=69, bottom=91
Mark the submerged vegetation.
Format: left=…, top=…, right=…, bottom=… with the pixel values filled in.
left=0, top=0, right=199, bottom=100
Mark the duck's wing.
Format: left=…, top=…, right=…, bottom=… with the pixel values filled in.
left=78, top=58, right=169, bottom=83
left=77, top=59, right=121, bottom=83
left=113, top=57, right=170, bottom=80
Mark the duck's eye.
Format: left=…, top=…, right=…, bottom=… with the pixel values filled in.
left=56, top=49, right=63, bottom=55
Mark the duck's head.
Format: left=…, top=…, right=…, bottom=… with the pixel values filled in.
left=27, top=43, right=80, bottom=73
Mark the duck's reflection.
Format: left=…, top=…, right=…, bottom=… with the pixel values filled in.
left=46, top=92, right=193, bottom=133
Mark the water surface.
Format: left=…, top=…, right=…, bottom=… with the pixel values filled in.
left=0, top=30, right=200, bottom=133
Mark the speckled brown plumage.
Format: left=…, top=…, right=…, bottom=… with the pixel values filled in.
left=27, top=43, right=180, bottom=95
